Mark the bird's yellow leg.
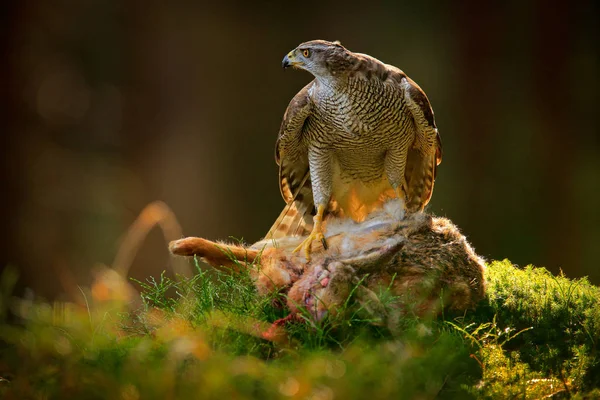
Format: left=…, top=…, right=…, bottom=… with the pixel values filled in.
left=293, top=204, right=327, bottom=262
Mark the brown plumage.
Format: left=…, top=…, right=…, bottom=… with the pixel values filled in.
left=265, top=40, right=442, bottom=259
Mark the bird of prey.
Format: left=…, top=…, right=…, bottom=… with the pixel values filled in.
left=266, top=40, right=442, bottom=261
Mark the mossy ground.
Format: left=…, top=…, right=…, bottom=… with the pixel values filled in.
left=0, top=259, right=598, bottom=399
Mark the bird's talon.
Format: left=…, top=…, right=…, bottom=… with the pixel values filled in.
left=321, top=237, right=328, bottom=250
left=292, top=204, right=327, bottom=262
left=304, top=245, right=311, bottom=262
left=292, top=230, right=325, bottom=262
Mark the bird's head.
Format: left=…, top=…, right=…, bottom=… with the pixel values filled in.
left=282, top=40, right=352, bottom=79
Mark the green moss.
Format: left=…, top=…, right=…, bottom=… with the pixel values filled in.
left=475, top=260, right=600, bottom=393
left=0, top=260, right=598, bottom=399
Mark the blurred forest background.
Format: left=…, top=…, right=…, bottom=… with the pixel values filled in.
left=1, top=1, right=598, bottom=298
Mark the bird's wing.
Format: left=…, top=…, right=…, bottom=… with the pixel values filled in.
left=266, top=82, right=315, bottom=240
left=391, top=71, right=442, bottom=212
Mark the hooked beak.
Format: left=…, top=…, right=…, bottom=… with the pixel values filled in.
left=282, top=54, right=291, bottom=69
left=282, top=51, right=298, bottom=69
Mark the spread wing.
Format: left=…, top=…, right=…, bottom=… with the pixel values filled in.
left=392, top=71, right=442, bottom=212
left=265, top=82, right=315, bottom=239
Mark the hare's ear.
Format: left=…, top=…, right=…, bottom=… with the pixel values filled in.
left=333, top=40, right=342, bottom=46
left=339, top=239, right=404, bottom=272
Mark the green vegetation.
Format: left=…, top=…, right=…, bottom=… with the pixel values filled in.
left=0, top=259, right=598, bottom=399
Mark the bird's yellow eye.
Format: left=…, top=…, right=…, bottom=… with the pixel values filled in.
left=303, top=49, right=310, bottom=57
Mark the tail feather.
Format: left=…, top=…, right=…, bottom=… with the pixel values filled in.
left=265, top=171, right=314, bottom=240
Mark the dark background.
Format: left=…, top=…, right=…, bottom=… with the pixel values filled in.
left=2, top=1, right=598, bottom=298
